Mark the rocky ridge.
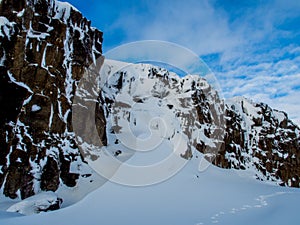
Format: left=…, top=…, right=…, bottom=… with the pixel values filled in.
left=98, top=61, right=300, bottom=188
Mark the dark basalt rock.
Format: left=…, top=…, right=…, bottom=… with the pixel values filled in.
left=37, top=197, right=63, bottom=213
left=40, top=156, right=59, bottom=192
left=0, top=0, right=105, bottom=200
left=211, top=99, right=300, bottom=188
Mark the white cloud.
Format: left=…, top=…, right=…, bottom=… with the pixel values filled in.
left=107, top=0, right=300, bottom=56
left=216, top=47, right=300, bottom=126
left=103, top=0, right=300, bottom=126
left=109, top=0, right=242, bottom=55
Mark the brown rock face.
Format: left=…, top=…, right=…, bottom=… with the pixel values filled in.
left=40, top=156, right=59, bottom=191
left=212, top=98, right=300, bottom=188
left=0, top=0, right=103, bottom=200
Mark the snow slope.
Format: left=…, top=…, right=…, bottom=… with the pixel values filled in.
left=0, top=155, right=299, bottom=225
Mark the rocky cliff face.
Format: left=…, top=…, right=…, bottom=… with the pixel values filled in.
left=96, top=60, right=300, bottom=188
left=215, top=97, right=300, bottom=187
left=0, top=0, right=103, bottom=200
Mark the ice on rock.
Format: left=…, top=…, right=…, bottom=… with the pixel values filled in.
left=0, top=16, right=14, bottom=40
left=31, top=105, right=41, bottom=112
left=7, top=71, right=33, bottom=93
left=51, top=1, right=78, bottom=23
left=17, top=9, right=25, bottom=17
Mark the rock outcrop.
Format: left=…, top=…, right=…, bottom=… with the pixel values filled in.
left=214, top=97, right=300, bottom=187
left=0, top=0, right=103, bottom=200
left=96, top=61, right=300, bottom=188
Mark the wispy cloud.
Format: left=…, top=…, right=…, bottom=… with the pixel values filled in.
left=107, top=0, right=241, bottom=55
left=103, top=0, right=300, bottom=54
left=68, top=0, right=300, bottom=125
left=215, top=47, right=300, bottom=125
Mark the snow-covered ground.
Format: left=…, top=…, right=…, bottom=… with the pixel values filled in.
left=1, top=154, right=299, bottom=225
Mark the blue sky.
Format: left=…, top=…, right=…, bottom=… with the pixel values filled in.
left=68, top=0, right=300, bottom=125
